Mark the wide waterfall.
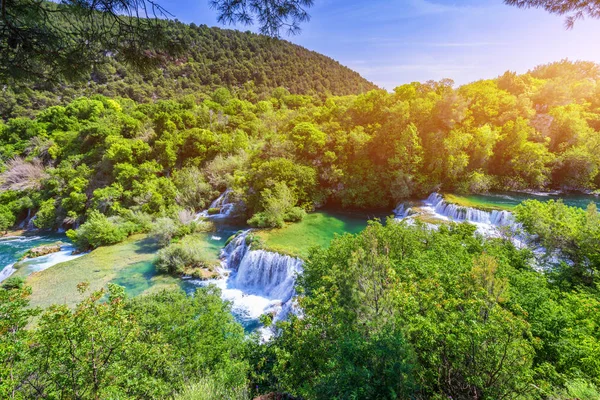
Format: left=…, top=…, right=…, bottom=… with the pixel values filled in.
left=190, top=230, right=302, bottom=338
left=424, top=193, right=514, bottom=226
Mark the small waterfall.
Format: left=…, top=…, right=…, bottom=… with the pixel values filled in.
left=393, top=203, right=413, bottom=219
left=196, top=190, right=236, bottom=220
left=223, top=230, right=250, bottom=271
left=188, top=230, right=302, bottom=338
left=0, top=263, right=16, bottom=283
left=232, top=250, right=302, bottom=302
left=0, top=243, right=83, bottom=283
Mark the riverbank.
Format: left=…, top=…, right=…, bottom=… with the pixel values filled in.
left=24, top=234, right=180, bottom=309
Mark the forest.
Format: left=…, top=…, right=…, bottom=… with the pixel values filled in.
left=1, top=60, right=600, bottom=234
left=0, top=57, right=600, bottom=399
left=2, top=1, right=600, bottom=397
left=1, top=22, right=376, bottom=121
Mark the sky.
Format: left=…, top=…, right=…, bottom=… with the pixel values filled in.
left=158, top=0, right=600, bottom=90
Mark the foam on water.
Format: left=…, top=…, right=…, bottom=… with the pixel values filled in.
left=196, top=190, right=237, bottom=220
left=0, top=241, right=84, bottom=283
left=188, top=230, right=302, bottom=338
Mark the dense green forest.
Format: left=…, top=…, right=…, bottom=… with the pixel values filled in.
left=3, top=202, right=600, bottom=399
left=1, top=60, right=600, bottom=237
left=1, top=22, right=377, bottom=120
left=2, top=12, right=600, bottom=397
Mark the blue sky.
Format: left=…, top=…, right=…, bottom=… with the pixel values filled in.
left=159, top=0, right=600, bottom=90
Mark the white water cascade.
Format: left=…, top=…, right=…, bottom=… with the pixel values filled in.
left=0, top=264, right=16, bottom=282
left=196, top=190, right=236, bottom=220
left=190, top=230, right=302, bottom=338
left=394, top=193, right=516, bottom=236
left=0, top=242, right=83, bottom=283
left=425, top=193, right=514, bottom=226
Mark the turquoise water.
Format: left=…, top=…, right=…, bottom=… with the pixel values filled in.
left=459, top=192, right=600, bottom=210
left=0, top=234, right=71, bottom=282
left=109, top=222, right=246, bottom=298
left=112, top=260, right=158, bottom=297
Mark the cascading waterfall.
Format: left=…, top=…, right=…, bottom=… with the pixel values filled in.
left=233, top=249, right=301, bottom=302
left=196, top=190, right=236, bottom=219
left=0, top=264, right=16, bottom=282
left=191, top=230, right=302, bottom=338
left=424, top=192, right=514, bottom=227
left=393, top=203, right=412, bottom=219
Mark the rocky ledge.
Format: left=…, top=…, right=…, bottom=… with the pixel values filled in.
left=23, top=243, right=63, bottom=259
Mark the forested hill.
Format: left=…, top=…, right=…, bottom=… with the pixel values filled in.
left=2, top=24, right=377, bottom=120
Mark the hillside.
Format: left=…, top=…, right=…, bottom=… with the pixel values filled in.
left=1, top=24, right=377, bottom=120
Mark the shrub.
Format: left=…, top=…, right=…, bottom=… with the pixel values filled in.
left=155, top=235, right=215, bottom=275
left=34, top=199, right=58, bottom=230
left=121, top=210, right=153, bottom=233
left=174, top=375, right=248, bottom=400
left=457, top=170, right=495, bottom=194
left=173, top=166, right=216, bottom=211
left=284, top=206, right=306, bottom=222
left=66, top=211, right=129, bottom=250
left=151, top=217, right=178, bottom=247
left=248, top=182, right=306, bottom=228
left=208, top=207, right=221, bottom=215
left=0, top=205, right=16, bottom=232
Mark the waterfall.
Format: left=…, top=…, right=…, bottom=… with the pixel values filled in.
left=393, top=203, right=413, bottom=219
left=222, top=230, right=250, bottom=271
left=188, top=230, right=302, bottom=338
left=232, top=250, right=302, bottom=302
left=424, top=193, right=513, bottom=227
left=0, top=243, right=83, bottom=283
left=196, top=190, right=236, bottom=220
left=0, top=264, right=16, bottom=283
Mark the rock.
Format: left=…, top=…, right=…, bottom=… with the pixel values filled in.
left=24, top=243, right=62, bottom=259
left=253, top=393, right=298, bottom=400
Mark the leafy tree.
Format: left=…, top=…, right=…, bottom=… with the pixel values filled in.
left=66, top=211, right=132, bottom=250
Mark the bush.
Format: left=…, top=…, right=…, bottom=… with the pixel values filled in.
left=248, top=182, right=306, bottom=228
left=174, top=375, right=248, bottom=400
left=284, top=206, right=306, bottom=222
left=121, top=210, right=153, bottom=233
left=66, top=211, right=130, bottom=250
left=552, top=379, right=600, bottom=400
left=0, top=204, right=15, bottom=232
left=457, top=170, right=495, bottom=194
left=151, top=217, right=178, bottom=246
left=155, top=235, right=215, bottom=275
left=34, top=199, right=57, bottom=230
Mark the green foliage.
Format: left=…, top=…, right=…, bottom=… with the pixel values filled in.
left=0, top=205, right=16, bottom=232
left=66, top=211, right=132, bottom=250
left=514, top=200, right=600, bottom=286
left=174, top=376, right=248, bottom=400
left=33, top=199, right=58, bottom=230
left=248, top=182, right=306, bottom=228
left=264, top=221, right=538, bottom=399
left=0, top=283, right=248, bottom=399
left=155, top=235, right=216, bottom=275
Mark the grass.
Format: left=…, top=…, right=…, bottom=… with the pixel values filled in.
left=444, top=194, right=514, bottom=211
left=24, top=234, right=180, bottom=309
left=255, top=210, right=384, bottom=258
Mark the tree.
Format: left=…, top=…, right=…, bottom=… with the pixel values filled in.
left=0, top=0, right=176, bottom=83
left=211, top=0, right=314, bottom=36
left=1, top=0, right=316, bottom=84
left=505, top=0, right=600, bottom=28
